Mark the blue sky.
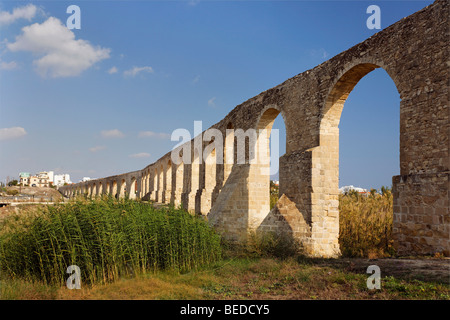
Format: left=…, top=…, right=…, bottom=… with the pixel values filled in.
left=0, top=0, right=432, bottom=189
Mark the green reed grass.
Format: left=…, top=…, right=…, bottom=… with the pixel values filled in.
left=0, top=197, right=222, bottom=286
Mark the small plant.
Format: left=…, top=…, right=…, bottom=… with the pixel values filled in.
left=5, top=189, right=19, bottom=196
left=245, top=231, right=300, bottom=259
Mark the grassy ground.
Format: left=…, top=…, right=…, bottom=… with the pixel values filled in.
left=0, top=196, right=448, bottom=300
left=1, top=251, right=449, bottom=300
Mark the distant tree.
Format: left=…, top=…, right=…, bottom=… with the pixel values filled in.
left=7, top=180, right=18, bottom=186
left=6, top=189, right=19, bottom=196
left=381, top=186, right=391, bottom=197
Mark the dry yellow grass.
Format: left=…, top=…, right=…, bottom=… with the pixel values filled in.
left=339, top=188, right=394, bottom=258
left=270, top=185, right=394, bottom=258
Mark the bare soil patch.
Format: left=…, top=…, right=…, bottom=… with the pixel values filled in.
left=302, top=256, right=450, bottom=284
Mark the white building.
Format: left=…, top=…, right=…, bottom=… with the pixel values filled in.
left=339, top=185, right=368, bottom=194
left=81, top=177, right=91, bottom=182
left=54, top=174, right=72, bottom=187
left=47, top=171, right=54, bottom=184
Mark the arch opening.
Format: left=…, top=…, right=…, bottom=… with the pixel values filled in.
left=174, top=160, right=184, bottom=207
left=247, top=107, right=287, bottom=231
left=119, top=179, right=126, bottom=198
left=165, top=160, right=172, bottom=204
left=129, top=177, right=137, bottom=199
left=319, top=63, right=400, bottom=258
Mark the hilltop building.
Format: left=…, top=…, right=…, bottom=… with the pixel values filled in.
left=19, top=172, right=31, bottom=186
left=339, top=185, right=369, bottom=194
left=54, top=174, right=72, bottom=187
left=18, top=170, right=72, bottom=187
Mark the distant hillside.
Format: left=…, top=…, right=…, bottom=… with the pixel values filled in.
left=0, top=186, right=63, bottom=201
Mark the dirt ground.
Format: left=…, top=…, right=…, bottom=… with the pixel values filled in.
left=307, top=256, right=450, bottom=284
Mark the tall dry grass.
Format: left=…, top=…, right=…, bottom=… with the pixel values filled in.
left=339, top=188, right=394, bottom=258
left=270, top=184, right=394, bottom=258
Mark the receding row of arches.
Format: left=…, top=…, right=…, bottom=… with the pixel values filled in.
left=59, top=61, right=408, bottom=257
left=63, top=178, right=139, bottom=200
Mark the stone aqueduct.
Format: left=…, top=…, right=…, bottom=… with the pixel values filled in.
left=60, top=0, right=449, bottom=257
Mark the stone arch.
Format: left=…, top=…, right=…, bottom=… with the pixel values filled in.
left=201, top=146, right=217, bottom=214
left=112, top=180, right=118, bottom=199
left=98, top=181, right=103, bottom=196
left=129, top=177, right=137, bottom=199
left=143, top=170, right=149, bottom=196
left=174, top=159, right=184, bottom=207
left=157, top=163, right=164, bottom=203
left=119, top=179, right=127, bottom=198
left=314, top=62, right=401, bottom=257
left=105, top=182, right=110, bottom=196
left=251, top=106, right=287, bottom=224
left=92, top=183, right=97, bottom=198
left=321, top=62, right=400, bottom=133
left=188, top=147, right=201, bottom=213
left=224, top=122, right=235, bottom=185
left=151, top=167, right=158, bottom=201
left=164, top=160, right=172, bottom=204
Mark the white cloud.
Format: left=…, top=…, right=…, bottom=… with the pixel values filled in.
left=129, top=152, right=151, bottom=159
left=101, top=129, right=124, bottom=138
left=7, top=17, right=110, bottom=78
left=108, top=66, right=118, bottom=74
left=192, top=75, right=200, bottom=84
left=0, top=60, right=18, bottom=70
left=208, top=97, right=216, bottom=107
left=123, top=66, right=154, bottom=77
left=188, top=0, right=201, bottom=6
left=309, top=48, right=329, bottom=60
left=0, top=4, right=38, bottom=26
left=0, top=127, right=27, bottom=141
left=138, top=131, right=170, bottom=139
left=89, top=146, right=106, bottom=153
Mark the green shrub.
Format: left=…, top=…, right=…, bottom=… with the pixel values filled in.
left=5, top=189, right=19, bottom=196
left=0, top=197, right=222, bottom=286
left=245, top=231, right=300, bottom=259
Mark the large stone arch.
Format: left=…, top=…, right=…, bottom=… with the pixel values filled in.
left=310, top=62, right=402, bottom=257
